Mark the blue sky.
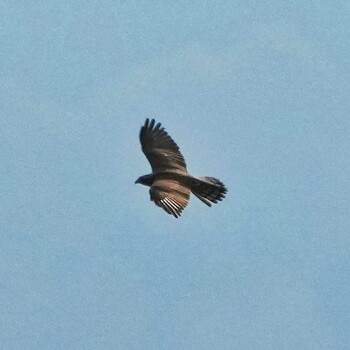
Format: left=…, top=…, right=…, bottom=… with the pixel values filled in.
left=1, top=1, right=349, bottom=349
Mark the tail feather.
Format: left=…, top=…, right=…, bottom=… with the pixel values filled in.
left=190, top=177, right=227, bottom=207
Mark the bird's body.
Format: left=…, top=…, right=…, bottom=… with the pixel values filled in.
left=135, top=119, right=227, bottom=218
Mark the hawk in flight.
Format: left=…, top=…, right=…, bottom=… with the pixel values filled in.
left=135, top=119, right=227, bottom=218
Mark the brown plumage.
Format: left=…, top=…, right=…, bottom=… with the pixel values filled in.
left=135, top=119, right=227, bottom=218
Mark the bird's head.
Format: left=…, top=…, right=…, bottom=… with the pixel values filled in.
left=135, top=174, right=153, bottom=186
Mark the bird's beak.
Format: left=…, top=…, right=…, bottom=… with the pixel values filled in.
left=135, top=179, right=139, bottom=184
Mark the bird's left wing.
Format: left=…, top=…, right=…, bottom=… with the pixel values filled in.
left=140, top=119, right=187, bottom=174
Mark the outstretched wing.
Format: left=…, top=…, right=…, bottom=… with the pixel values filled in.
left=150, top=179, right=190, bottom=218
left=140, top=119, right=187, bottom=174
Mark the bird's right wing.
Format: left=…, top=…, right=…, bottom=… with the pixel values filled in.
left=139, top=119, right=187, bottom=174
left=149, top=178, right=190, bottom=218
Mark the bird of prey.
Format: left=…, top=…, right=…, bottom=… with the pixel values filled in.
left=135, top=119, right=227, bottom=218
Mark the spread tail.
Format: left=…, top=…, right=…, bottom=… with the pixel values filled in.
left=190, top=177, right=227, bottom=207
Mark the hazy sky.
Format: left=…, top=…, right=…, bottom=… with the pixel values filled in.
left=1, top=1, right=349, bottom=349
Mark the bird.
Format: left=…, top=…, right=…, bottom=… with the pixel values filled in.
left=135, top=118, right=227, bottom=218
